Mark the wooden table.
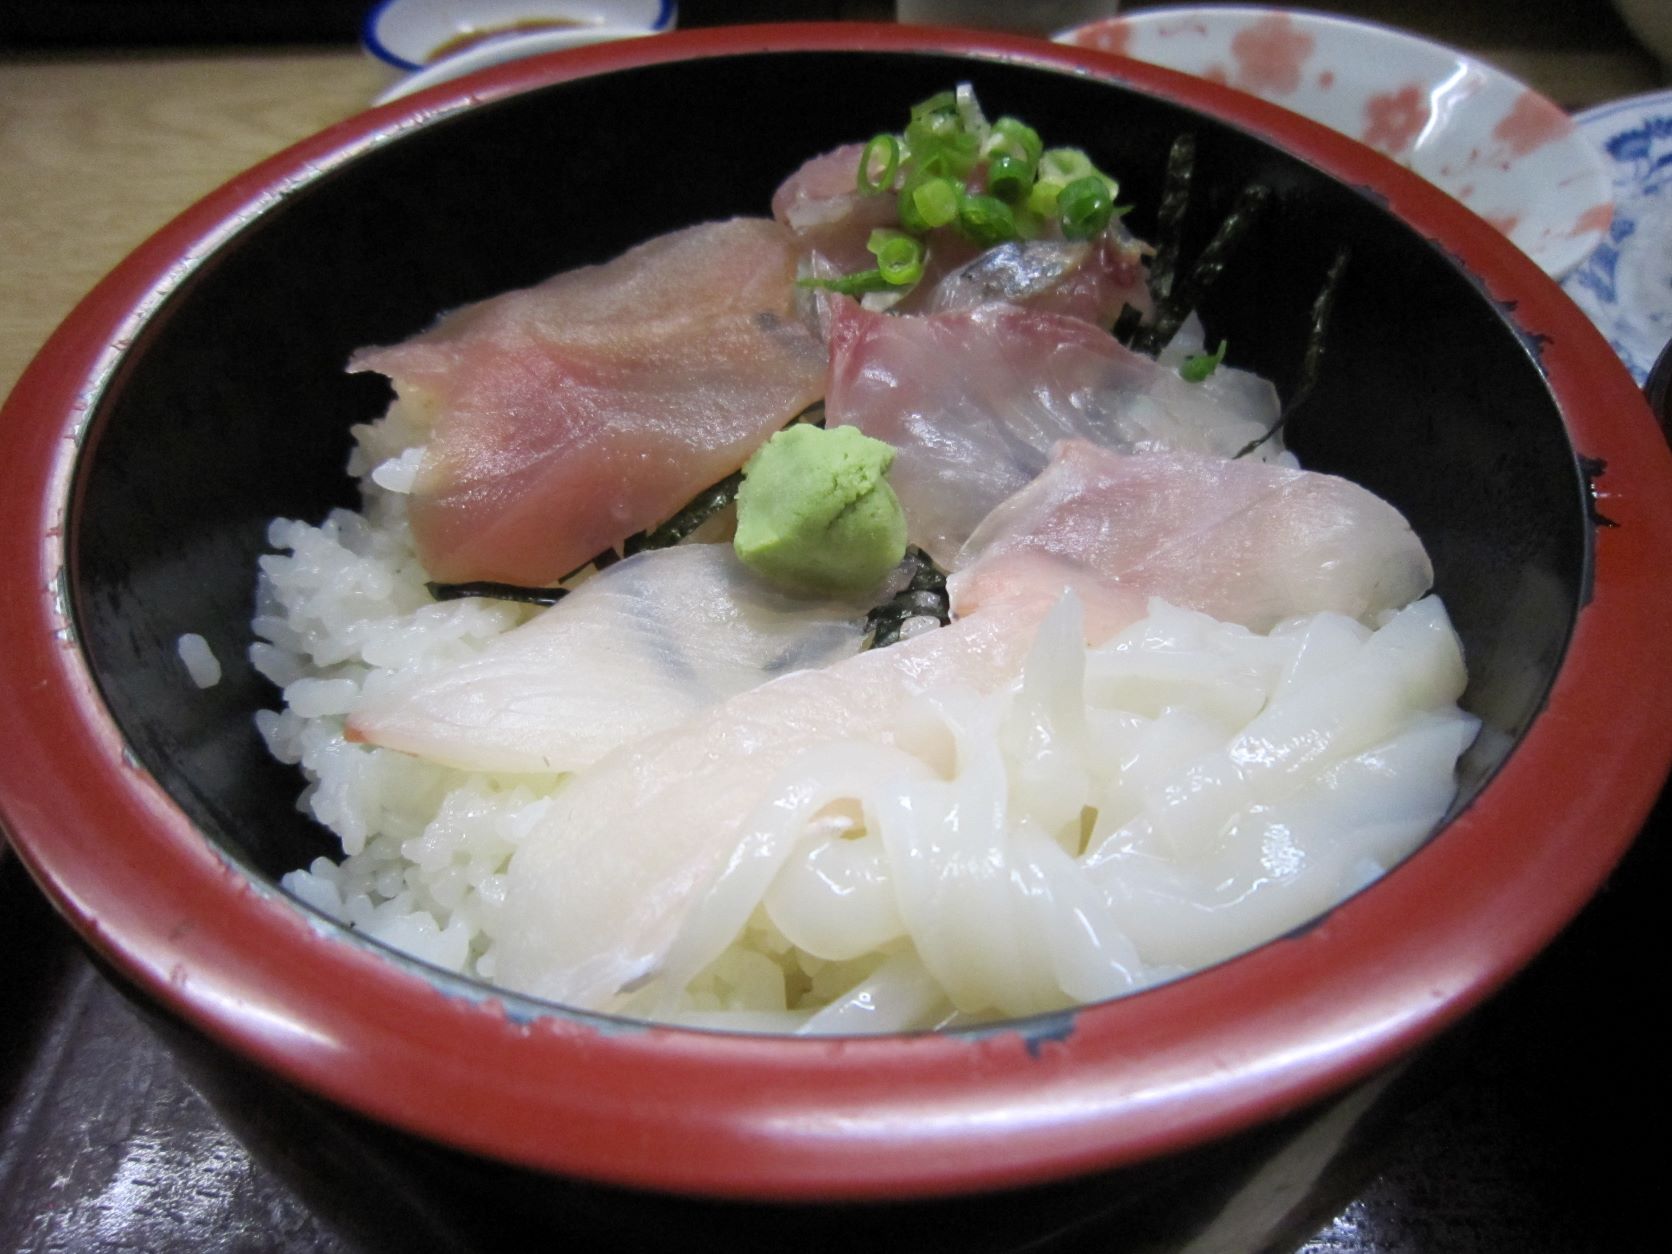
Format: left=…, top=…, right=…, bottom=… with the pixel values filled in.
left=0, top=49, right=392, bottom=397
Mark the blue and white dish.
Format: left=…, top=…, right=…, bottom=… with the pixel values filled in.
left=1561, top=89, right=1672, bottom=382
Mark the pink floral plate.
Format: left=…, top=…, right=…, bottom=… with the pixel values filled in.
left=1057, top=5, right=1612, bottom=278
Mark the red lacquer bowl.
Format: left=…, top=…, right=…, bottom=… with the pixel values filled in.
left=1, top=23, right=1669, bottom=1206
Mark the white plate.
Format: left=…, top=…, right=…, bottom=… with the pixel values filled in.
left=1057, top=6, right=1613, bottom=278
left=1560, top=90, right=1672, bottom=383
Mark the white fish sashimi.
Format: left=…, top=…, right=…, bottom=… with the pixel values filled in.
left=825, top=299, right=1283, bottom=565
left=1156, top=313, right=1286, bottom=442
left=489, top=595, right=1058, bottom=1013
left=951, top=440, right=1434, bottom=632
left=346, top=545, right=867, bottom=775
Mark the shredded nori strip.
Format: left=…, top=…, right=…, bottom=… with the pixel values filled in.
left=620, top=402, right=826, bottom=556
left=864, top=547, right=950, bottom=649
left=424, top=467, right=744, bottom=605
left=426, top=579, right=567, bottom=606
left=1145, top=134, right=1196, bottom=310
left=1234, top=245, right=1351, bottom=459
left=1110, top=301, right=1145, bottom=347
left=1133, top=180, right=1271, bottom=356
left=622, top=469, right=745, bottom=557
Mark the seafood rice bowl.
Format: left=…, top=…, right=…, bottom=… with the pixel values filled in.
left=1, top=26, right=1669, bottom=1202
left=258, top=83, right=1477, bottom=1032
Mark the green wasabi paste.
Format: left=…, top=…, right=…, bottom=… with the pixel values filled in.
left=733, top=425, right=907, bottom=596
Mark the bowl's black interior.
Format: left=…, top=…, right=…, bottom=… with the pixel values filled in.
left=69, top=51, right=1586, bottom=901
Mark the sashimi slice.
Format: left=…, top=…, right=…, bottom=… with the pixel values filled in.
left=769, top=144, right=980, bottom=295
left=1155, top=313, right=1281, bottom=442
left=927, top=233, right=1152, bottom=328
left=772, top=147, right=1148, bottom=323
left=350, top=218, right=827, bottom=585
left=825, top=299, right=1282, bottom=565
left=489, top=588, right=1099, bottom=1012
left=346, top=545, right=868, bottom=775
left=951, top=440, right=1433, bottom=632
left=771, top=142, right=901, bottom=276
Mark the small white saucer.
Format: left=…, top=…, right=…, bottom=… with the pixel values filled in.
left=365, top=1, right=675, bottom=102
left=373, top=25, right=659, bottom=103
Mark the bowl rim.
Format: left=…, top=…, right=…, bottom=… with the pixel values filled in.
left=3, top=21, right=1671, bottom=1201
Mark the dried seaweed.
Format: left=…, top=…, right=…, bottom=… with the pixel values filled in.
left=621, top=469, right=745, bottom=557
left=426, top=580, right=567, bottom=607
left=1234, top=244, right=1351, bottom=459
left=864, top=547, right=950, bottom=649
left=1134, top=179, right=1272, bottom=356
left=1145, top=133, right=1196, bottom=310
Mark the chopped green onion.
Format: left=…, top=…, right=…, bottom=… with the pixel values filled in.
left=954, top=82, right=989, bottom=137
left=797, top=269, right=893, bottom=295
left=1039, top=147, right=1097, bottom=184
left=906, top=118, right=981, bottom=179
left=958, top=192, right=1019, bottom=245
left=1026, top=179, right=1063, bottom=217
left=988, top=116, right=1043, bottom=166
left=857, top=133, right=900, bottom=195
left=798, top=234, right=926, bottom=297
left=910, top=89, right=958, bottom=121
left=910, top=147, right=955, bottom=180
left=873, top=87, right=1116, bottom=249
left=868, top=229, right=925, bottom=286
left=1179, top=339, right=1229, bottom=382
left=899, top=175, right=961, bottom=232
left=1059, top=174, right=1115, bottom=239
left=987, top=153, right=1034, bottom=203
left=904, top=87, right=983, bottom=180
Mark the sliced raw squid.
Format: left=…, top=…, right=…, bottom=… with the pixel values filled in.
left=825, top=299, right=1283, bottom=564
left=345, top=544, right=869, bottom=775
left=642, top=594, right=1472, bottom=1028
left=489, top=592, right=1065, bottom=1013
left=1079, top=597, right=1477, bottom=972
left=350, top=218, right=827, bottom=585
left=951, top=440, right=1433, bottom=632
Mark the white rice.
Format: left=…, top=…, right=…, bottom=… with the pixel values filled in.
left=176, top=633, right=222, bottom=689
left=258, top=403, right=549, bottom=979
